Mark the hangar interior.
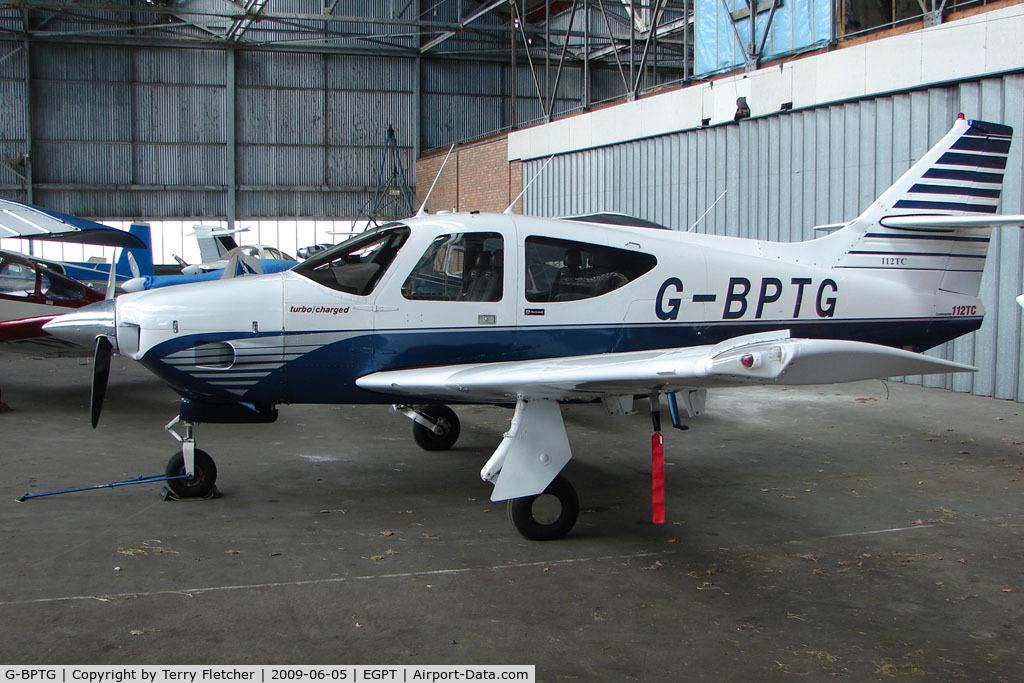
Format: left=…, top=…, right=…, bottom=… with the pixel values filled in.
left=2, top=0, right=1021, bottom=401
left=2, top=2, right=1024, bottom=675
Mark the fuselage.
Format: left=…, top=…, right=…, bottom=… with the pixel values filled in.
left=100, top=212, right=983, bottom=409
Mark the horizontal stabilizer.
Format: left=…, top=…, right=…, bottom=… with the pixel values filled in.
left=880, top=215, right=1024, bottom=230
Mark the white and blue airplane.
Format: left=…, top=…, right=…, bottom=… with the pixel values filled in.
left=45, top=116, right=1024, bottom=540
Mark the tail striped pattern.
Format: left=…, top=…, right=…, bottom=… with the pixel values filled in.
left=836, top=117, right=1013, bottom=297
left=893, top=119, right=1011, bottom=215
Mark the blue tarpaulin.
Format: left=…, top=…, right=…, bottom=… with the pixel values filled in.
left=695, top=0, right=832, bottom=77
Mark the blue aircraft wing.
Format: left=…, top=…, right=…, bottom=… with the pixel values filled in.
left=0, top=198, right=146, bottom=249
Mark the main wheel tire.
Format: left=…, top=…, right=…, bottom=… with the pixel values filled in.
left=412, top=404, right=461, bottom=451
left=507, top=475, right=580, bottom=541
left=165, top=448, right=218, bottom=498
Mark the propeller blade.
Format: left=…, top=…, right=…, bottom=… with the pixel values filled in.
left=91, top=336, right=113, bottom=428
left=105, top=250, right=119, bottom=299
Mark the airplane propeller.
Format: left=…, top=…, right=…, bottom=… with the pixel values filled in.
left=87, top=247, right=137, bottom=426
left=91, top=336, right=113, bottom=428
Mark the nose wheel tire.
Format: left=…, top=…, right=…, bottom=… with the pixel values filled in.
left=507, top=475, right=580, bottom=541
left=165, top=448, right=218, bottom=499
left=412, top=404, right=461, bottom=451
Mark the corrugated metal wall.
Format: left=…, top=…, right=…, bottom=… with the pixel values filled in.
left=0, top=24, right=653, bottom=222
left=234, top=50, right=417, bottom=218
left=0, top=38, right=547, bottom=220
left=523, top=75, right=1024, bottom=401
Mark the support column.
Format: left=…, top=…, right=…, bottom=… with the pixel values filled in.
left=413, top=54, right=421, bottom=185
left=225, top=47, right=237, bottom=230
left=23, top=38, right=33, bottom=208
left=583, top=0, right=590, bottom=111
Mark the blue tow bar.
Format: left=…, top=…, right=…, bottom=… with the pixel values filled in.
left=17, top=474, right=189, bottom=502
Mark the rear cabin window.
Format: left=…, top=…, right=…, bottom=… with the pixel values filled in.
left=402, top=232, right=503, bottom=302
left=294, top=226, right=410, bottom=295
left=525, top=237, right=657, bottom=302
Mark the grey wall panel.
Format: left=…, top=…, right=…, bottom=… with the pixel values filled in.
left=329, top=145, right=414, bottom=190
left=133, top=144, right=226, bottom=186
left=35, top=82, right=131, bottom=142
left=132, top=48, right=225, bottom=86
left=237, top=51, right=325, bottom=89
left=34, top=141, right=132, bottom=185
left=134, top=84, right=225, bottom=144
left=237, top=87, right=325, bottom=146
left=326, top=54, right=414, bottom=92
left=238, top=189, right=366, bottom=219
left=327, top=90, right=414, bottom=146
left=238, top=145, right=326, bottom=187
left=523, top=74, right=1024, bottom=401
left=33, top=44, right=130, bottom=82
left=33, top=190, right=224, bottom=219
left=0, top=78, right=25, bottom=141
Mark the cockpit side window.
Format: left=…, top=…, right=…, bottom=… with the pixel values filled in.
left=294, top=226, right=410, bottom=295
left=525, top=236, right=657, bottom=302
left=39, top=269, right=86, bottom=302
left=402, top=232, right=503, bottom=302
left=0, top=257, right=38, bottom=298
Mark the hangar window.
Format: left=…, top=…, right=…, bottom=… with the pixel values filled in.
left=525, top=237, right=656, bottom=302
left=294, top=224, right=410, bottom=295
left=402, top=232, right=503, bottom=302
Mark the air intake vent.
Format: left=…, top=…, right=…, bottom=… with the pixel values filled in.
left=193, top=342, right=235, bottom=369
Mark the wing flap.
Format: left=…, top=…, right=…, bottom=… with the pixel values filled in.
left=356, top=331, right=975, bottom=403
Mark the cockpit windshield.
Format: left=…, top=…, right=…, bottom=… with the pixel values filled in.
left=293, top=224, right=410, bottom=295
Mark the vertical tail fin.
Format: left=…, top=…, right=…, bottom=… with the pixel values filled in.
left=116, top=223, right=154, bottom=278
left=835, top=116, right=1015, bottom=296
left=192, top=225, right=243, bottom=263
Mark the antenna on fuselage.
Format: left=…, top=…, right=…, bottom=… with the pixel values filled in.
left=415, top=144, right=455, bottom=218
left=687, top=190, right=727, bottom=232
left=504, top=155, right=554, bottom=215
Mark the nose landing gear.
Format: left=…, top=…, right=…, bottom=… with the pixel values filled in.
left=164, top=417, right=219, bottom=499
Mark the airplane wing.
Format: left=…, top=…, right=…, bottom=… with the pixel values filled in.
left=0, top=314, right=88, bottom=357
left=359, top=330, right=974, bottom=505
left=0, top=315, right=56, bottom=342
left=356, top=330, right=975, bottom=403
left=0, top=198, right=145, bottom=249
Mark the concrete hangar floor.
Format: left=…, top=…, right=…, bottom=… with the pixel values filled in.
left=0, top=353, right=1021, bottom=679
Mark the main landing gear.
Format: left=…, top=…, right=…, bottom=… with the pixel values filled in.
left=395, top=401, right=581, bottom=541
left=506, top=475, right=580, bottom=541
left=394, top=404, right=461, bottom=451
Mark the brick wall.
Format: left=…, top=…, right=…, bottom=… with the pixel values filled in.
left=416, top=135, right=523, bottom=215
